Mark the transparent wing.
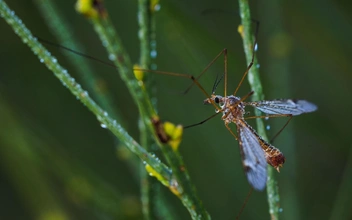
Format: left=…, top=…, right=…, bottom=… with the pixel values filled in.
left=245, top=99, right=317, bottom=116
left=237, top=120, right=267, bottom=191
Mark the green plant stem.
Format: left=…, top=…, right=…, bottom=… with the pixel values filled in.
left=138, top=0, right=152, bottom=70
left=238, top=0, right=280, bottom=219
left=137, top=0, right=158, bottom=219
left=86, top=6, right=209, bottom=219
left=0, top=0, right=171, bottom=184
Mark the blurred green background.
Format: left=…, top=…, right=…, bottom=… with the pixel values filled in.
left=1, top=0, right=351, bottom=219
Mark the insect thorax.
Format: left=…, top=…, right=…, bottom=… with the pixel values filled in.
left=220, top=95, right=245, bottom=124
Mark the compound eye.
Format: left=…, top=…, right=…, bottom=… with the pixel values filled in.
left=214, top=97, right=220, bottom=103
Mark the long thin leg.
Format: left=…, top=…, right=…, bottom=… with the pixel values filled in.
left=233, top=55, right=254, bottom=96
left=244, top=114, right=292, bottom=120
left=237, top=91, right=254, bottom=106
left=135, top=68, right=221, bottom=111
left=233, top=21, right=259, bottom=96
left=236, top=187, right=253, bottom=220
left=183, top=49, right=227, bottom=95
left=230, top=90, right=254, bottom=109
left=270, top=116, right=293, bottom=143
left=183, top=112, right=220, bottom=129
left=183, top=84, right=253, bottom=131
left=224, top=48, right=228, bottom=97
left=225, top=123, right=238, bottom=140
left=244, top=114, right=293, bottom=143
left=37, top=36, right=119, bottom=68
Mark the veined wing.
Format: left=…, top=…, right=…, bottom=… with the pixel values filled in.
left=237, top=120, right=267, bottom=191
left=245, top=99, right=317, bottom=116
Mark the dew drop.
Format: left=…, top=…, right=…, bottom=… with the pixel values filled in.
left=279, top=208, right=283, bottom=213
left=40, top=58, right=44, bottom=63
left=265, top=116, right=269, bottom=120
left=108, top=53, right=116, bottom=61
left=138, top=29, right=143, bottom=39
left=75, top=84, right=81, bottom=90
left=100, top=123, right=107, bottom=129
left=103, top=111, right=108, bottom=117
left=256, top=63, right=260, bottom=68
left=52, top=58, right=57, bottom=63
left=150, top=50, right=157, bottom=58
left=254, top=43, right=258, bottom=51
left=80, top=91, right=88, bottom=98
left=266, top=125, right=271, bottom=130
left=154, top=4, right=161, bottom=11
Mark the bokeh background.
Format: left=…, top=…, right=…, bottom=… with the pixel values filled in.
left=1, top=0, right=351, bottom=219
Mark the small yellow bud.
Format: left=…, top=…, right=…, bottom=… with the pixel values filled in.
left=75, top=0, right=98, bottom=18
left=163, top=121, right=176, bottom=135
left=164, top=122, right=183, bottom=151
left=133, top=64, right=144, bottom=82
left=150, top=0, right=160, bottom=12
left=238, top=24, right=244, bottom=39
left=145, top=164, right=169, bottom=186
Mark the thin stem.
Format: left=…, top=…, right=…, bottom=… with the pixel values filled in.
left=137, top=0, right=158, bottom=219
left=238, top=0, right=281, bottom=219
left=138, top=0, right=152, bottom=70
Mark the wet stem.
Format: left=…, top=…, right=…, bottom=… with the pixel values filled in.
left=137, top=0, right=160, bottom=219
left=238, top=0, right=281, bottom=219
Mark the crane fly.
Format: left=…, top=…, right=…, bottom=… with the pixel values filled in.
left=202, top=93, right=316, bottom=190
left=38, top=24, right=317, bottom=191
left=135, top=25, right=317, bottom=191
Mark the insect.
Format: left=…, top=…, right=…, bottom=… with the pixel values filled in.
left=137, top=26, right=317, bottom=191
left=202, top=90, right=316, bottom=190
